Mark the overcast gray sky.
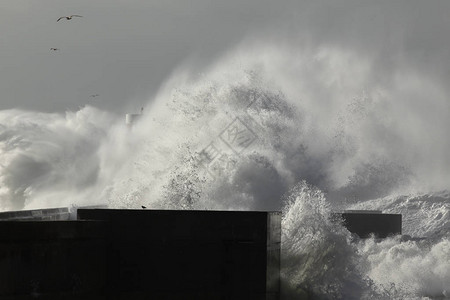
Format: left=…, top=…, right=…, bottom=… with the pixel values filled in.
left=1, top=0, right=450, bottom=114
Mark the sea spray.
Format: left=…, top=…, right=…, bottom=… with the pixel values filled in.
left=281, top=181, right=381, bottom=299
left=0, top=107, right=113, bottom=210
left=356, top=235, right=450, bottom=299
left=103, top=72, right=304, bottom=211
left=349, top=193, right=450, bottom=299
left=4, top=44, right=450, bottom=210
left=348, top=192, right=450, bottom=238
left=280, top=182, right=450, bottom=300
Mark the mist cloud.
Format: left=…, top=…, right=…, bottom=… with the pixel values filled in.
left=1, top=0, right=450, bottom=114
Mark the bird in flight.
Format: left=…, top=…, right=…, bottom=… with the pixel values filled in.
left=57, top=15, right=83, bottom=22
left=50, top=48, right=59, bottom=51
left=90, top=94, right=99, bottom=98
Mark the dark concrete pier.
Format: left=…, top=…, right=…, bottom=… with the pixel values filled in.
left=0, top=206, right=402, bottom=299
left=0, top=208, right=281, bottom=300
left=341, top=210, right=402, bottom=238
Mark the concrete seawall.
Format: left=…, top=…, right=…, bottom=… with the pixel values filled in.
left=0, top=209, right=281, bottom=300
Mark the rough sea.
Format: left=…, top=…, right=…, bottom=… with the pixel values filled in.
left=1, top=44, right=449, bottom=299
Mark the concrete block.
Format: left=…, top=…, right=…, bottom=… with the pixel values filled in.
left=341, top=212, right=402, bottom=238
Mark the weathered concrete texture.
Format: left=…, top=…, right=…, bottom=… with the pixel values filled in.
left=0, top=209, right=281, bottom=300
left=341, top=212, right=402, bottom=238
left=0, top=207, right=70, bottom=221
left=77, top=209, right=281, bottom=300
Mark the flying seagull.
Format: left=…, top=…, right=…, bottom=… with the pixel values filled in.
left=57, top=15, right=83, bottom=22
left=90, top=94, right=99, bottom=98
left=50, top=48, right=59, bottom=51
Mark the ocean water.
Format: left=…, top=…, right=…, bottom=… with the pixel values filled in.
left=1, top=44, right=449, bottom=299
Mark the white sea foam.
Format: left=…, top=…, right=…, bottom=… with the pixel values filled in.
left=280, top=182, right=450, bottom=299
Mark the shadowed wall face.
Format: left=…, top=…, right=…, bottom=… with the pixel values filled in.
left=77, top=209, right=281, bottom=299
left=341, top=213, right=402, bottom=238
left=0, top=221, right=107, bottom=298
left=0, top=209, right=281, bottom=299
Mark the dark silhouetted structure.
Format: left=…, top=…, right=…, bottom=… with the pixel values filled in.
left=341, top=211, right=402, bottom=238
left=0, top=208, right=281, bottom=300
left=0, top=220, right=106, bottom=299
